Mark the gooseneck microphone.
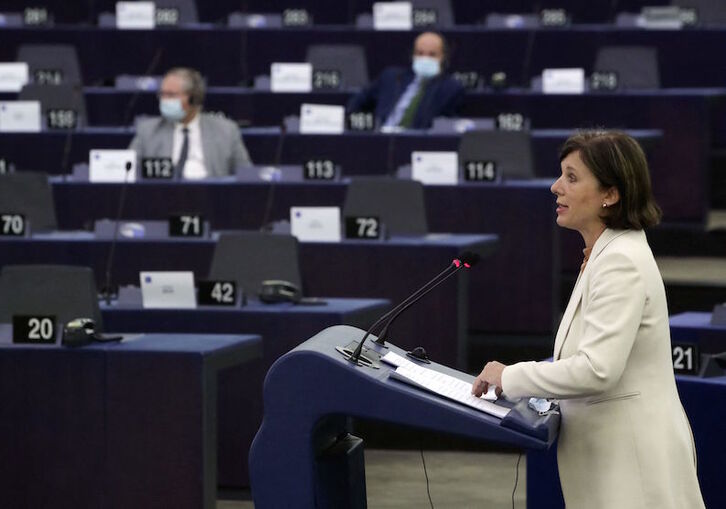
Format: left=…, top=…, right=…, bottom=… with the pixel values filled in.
left=259, top=121, right=287, bottom=231
left=102, top=161, right=134, bottom=304
left=344, top=251, right=480, bottom=366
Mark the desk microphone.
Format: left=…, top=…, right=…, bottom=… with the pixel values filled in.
left=260, top=121, right=287, bottom=231
left=344, top=251, right=480, bottom=366
left=101, top=161, right=134, bottom=304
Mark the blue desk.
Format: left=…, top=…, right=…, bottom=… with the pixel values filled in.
left=100, top=297, right=389, bottom=488
left=669, top=311, right=726, bottom=353
left=0, top=331, right=261, bottom=509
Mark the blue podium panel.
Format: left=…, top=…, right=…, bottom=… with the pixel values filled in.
left=0, top=233, right=495, bottom=368
left=249, top=325, right=559, bottom=508
left=100, top=298, right=390, bottom=487
left=48, top=179, right=557, bottom=334
left=670, top=312, right=726, bottom=353
left=0, top=331, right=261, bottom=509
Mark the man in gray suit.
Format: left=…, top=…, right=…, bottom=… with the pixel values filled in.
left=130, top=67, right=251, bottom=179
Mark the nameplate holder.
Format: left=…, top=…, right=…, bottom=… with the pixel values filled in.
left=411, top=151, right=458, bottom=185
left=0, top=101, right=41, bottom=132
left=155, top=6, right=179, bottom=26
left=412, top=7, right=437, bottom=27
left=141, top=157, right=173, bottom=179
left=33, top=68, right=63, bottom=85
left=345, top=216, right=382, bottom=240
left=303, top=159, right=337, bottom=180
left=463, top=160, right=499, bottom=183
left=291, top=206, right=342, bottom=242
left=140, top=271, right=197, bottom=309
left=13, top=315, right=57, bottom=344
left=46, top=108, right=77, bottom=130
left=672, top=342, right=699, bottom=376
left=373, top=2, right=413, bottom=30
left=300, top=103, right=345, bottom=134
left=0, top=62, right=29, bottom=92
left=168, top=214, right=205, bottom=237
left=590, top=71, right=619, bottom=92
left=347, top=112, right=375, bottom=131
left=270, top=63, right=312, bottom=93
left=542, top=68, right=585, bottom=94
left=313, top=69, right=341, bottom=90
left=198, top=280, right=239, bottom=306
left=116, top=1, right=156, bottom=29
left=0, top=213, right=28, bottom=237
left=496, top=112, right=526, bottom=131
left=23, top=7, right=51, bottom=26
left=89, top=149, right=137, bottom=183
left=282, top=8, right=312, bottom=26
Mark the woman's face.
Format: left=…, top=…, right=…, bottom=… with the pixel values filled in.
left=551, top=150, right=612, bottom=236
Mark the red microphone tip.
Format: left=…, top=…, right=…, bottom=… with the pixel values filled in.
left=464, top=263, right=471, bottom=268
left=453, top=259, right=461, bottom=268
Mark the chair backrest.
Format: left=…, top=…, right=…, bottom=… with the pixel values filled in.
left=208, top=232, right=303, bottom=297
left=0, top=172, right=57, bottom=232
left=0, top=265, right=102, bottom=329
left=458, top=130, right=535, bottom=180
left=18, top=83, right=88, bottom=129
left=305, top=44, right=370, bottom=89
left=16, top=44, right=83, bottom=86
left=343, top=177, right=428, bottom=235
left=594, top=46, right=660, bottom=89
left=672, top=0, right=726, bottom=25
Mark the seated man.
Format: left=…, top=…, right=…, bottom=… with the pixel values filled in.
left=130, top=67, right=251, bottom=179
left=346, top=31, right=464, bottom=130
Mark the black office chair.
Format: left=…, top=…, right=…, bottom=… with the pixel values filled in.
left=458, top=130, right=535, bottom=180
left=16, top=44, right=83, bottom=86
left=0, top=172, right=57, bottom=232
left=593, top=46, right=660, bottom=89
left=208, top=232, right=303, bottom=297
left=343, top=177, right=428, bottom=235
left=672, top=0, right=726, bottom=25
left=305, top=44, right=370, bottom=89
left=18, top=83, right=88, bottom=129
left=0, top=265, right=103, bottom=328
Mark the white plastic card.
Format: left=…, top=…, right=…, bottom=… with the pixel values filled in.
left=89, top=149, right=137, bottom=183
left=542, top=68, right=585, bottom=94
left=116, top=1, right=156, bottom=29
left=290, top=206, right=342, bottom=242
left=270, top=63, right=313, bottom=93
left=0, top=101, right=41, bottom=132
left=140, top=271, right=197, bottom=309
left=0, top=63, right=29, bottom=92
left=299, top=103, right=345, bottom=134
left=373, top=2, right=413, bottom=30
left=411, top=151, right=459, bottom=185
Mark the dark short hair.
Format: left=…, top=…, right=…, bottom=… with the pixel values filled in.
left=559, top=130, right=661, bottom=230
left=165, top=67, right=206, bottom=106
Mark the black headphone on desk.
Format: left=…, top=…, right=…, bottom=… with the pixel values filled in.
left=62, top=318, right=122, bottom=347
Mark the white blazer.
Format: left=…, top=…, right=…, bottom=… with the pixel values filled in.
left=502, top=229, right=704, bottom=508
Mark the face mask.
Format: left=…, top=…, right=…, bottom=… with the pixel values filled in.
left=412, top=56, right=441, bottom=78
left=159, top=98, right=185, bottom=122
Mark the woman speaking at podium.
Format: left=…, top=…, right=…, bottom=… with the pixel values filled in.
left=472, top=130, right=704, bottom=508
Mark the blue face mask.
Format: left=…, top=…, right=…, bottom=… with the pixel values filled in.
left=412, top=56, right=441, bottom=78
left=159, top=98, right=185, bottom=122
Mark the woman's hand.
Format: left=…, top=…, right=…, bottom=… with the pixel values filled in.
left=471, top=361, right=507, bottom=397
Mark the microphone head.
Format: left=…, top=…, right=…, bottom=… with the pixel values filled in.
left=458, top=251, right=480, bottom=268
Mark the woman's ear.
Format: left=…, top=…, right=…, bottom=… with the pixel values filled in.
left=605, top=186, right=620, bottom=207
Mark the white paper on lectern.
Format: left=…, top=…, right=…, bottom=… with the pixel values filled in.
left=373, top=2, right=413, bottom=30
left=542, top=68, right=585, bottom=94
left=290, top=206, right=341, bottom=242
left=140, top=271, right=197, bottom=309
left=0, top=63, right=29, bottom=92
left=300, top=103, right=345, bottom=134
left=116, top=1, right=156, bottom=29
left=411, top=151, right=459, bottom=185
left=89, top=149, right=137, bottom=183
left=270, top=63, right=313, bottom=92
left=0, top=101, right=41, bottom=132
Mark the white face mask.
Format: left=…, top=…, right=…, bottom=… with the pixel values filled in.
left=412, top=56, right=441, bottom=78
left=159, top=98, right=185, bottom=122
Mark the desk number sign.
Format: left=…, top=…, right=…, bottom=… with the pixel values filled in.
left=672, top=343, right=699, bottom=376
left=47, top=109, right=77, bottom=129
left=142, top=158, right=174, bottom=179
left=198, top=280, right=238, bottom=306
left=463, top=161, right=497, bottom=182
left=0, top=213, right=26, bottom=236
left=304, top=159, right=337, bottom=180
left=169, top=214, right=204, bottom=237
left=345, top=216, right=381, bottom=240
left=13, top=315, right=56, bottom=344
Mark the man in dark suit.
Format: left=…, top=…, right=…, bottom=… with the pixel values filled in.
left=346, top=32, right=464, bottom=130
left=130, top=67, right=252, bottom=179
